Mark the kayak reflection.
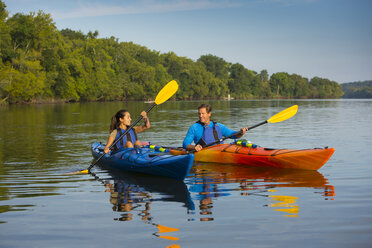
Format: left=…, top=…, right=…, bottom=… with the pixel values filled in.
left=95, top=167, right=190, bottom=247
left=188, top=163, right=335, bottom=219
left=100, top=167, right=194, bottom=219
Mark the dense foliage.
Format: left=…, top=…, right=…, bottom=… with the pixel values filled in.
left=0, top=1, right=343, bottom=104
left=342, top=81, right=372, bottom=98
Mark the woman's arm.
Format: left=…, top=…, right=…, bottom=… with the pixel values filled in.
left=104, top=135, right=115, bottom=154
left=134, top=111, right=150, bottom=133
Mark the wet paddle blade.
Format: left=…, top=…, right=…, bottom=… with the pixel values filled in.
left=66, top=169, right=89, bottom=174
left=154, top=80, right=178, bottom=105
left=267, top=105, right=298, bottom=123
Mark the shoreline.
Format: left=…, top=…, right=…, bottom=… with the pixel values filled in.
left=1, top=96, right=360, bottom=106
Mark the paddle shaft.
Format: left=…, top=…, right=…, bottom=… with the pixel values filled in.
left=87, top=103, right=156, bottom=171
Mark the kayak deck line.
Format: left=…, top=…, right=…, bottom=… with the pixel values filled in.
left=194, top=142, right=334, bottom=158
left=119, top=149, right=176, bottom=165
left=101, top=144, right=184, bottom=165
left=222, top=143, right=287, bottom=156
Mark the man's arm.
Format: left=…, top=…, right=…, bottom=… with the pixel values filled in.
left=220, top=123, right=247, bottom=139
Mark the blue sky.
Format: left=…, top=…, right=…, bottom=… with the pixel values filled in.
left=3, top=0, right=372, bottom=83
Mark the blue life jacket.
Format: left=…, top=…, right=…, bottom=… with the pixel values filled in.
left=196, top=121, right=223, bottom=147
left=113, top=127, right=137, bottom=151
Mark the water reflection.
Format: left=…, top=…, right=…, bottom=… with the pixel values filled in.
left=188, top=163, right=335, bottom=219
left=95, top=162, right=335, bottom=225
left=268, top=194, right=299, bottom=217
left=96, top=163, right=335, bottom=224
left=100, top=168, right=194, bottom=215
left=94, top=167, right=192, bottom=246
left=155, top=224, right=180, bottom=241
left=0, top=164, right=85, bottom=217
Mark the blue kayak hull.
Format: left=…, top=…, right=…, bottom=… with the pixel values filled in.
left=91, top=142, right=194, bottom=180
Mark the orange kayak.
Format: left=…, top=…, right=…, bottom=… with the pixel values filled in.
left=166, top=143, right=335, bottom=171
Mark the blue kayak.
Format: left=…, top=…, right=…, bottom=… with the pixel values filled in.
left=91, top=142, right=194, bottom=180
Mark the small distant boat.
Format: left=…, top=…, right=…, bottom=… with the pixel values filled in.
left=144, top=99, right=154, bottom=103
left=224, top=94, right=234, bottom=100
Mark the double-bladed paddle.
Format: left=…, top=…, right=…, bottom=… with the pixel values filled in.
left=71, top=80, right=179, bottom=174
left=197, top=105, right=298, bottom=150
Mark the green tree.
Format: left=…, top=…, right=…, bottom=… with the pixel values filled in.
left=269, top=72, right=295, bottom=97
left=259, top=69, right=269, bottom=83
left=260, top=81, right=272, bottom=98
left=60, top=28, right=86, bottom=40
left=0, top=1, right=13, bottom=63
left=0, top=64, right=12, bottom=100
left=228, top=63, right=255, bottom=98
left=161, top=52, right=192, bottom=99
left=7, top=12, right=37, bottom=52
left=161, top=52, right=184, bottom=79
left=53, top=60, right=79, bottom=100
left=309, top=77, right=343, bottom=98
left=125, top=42, right=160, bottom=67
left=197, top=54, right=230, bottom=81
left=198, top=54, right=229, bottom=98
left=290, top=74, right=310, bottom=98
left=342, top=81, right=372, bottom=98
left=6, top=51, right=45, bottom=102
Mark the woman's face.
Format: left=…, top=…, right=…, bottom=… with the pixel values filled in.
left=120, top=112, right=131, bottom=126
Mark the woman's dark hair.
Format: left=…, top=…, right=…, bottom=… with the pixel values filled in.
left=110, top=110, right=128, bottom=133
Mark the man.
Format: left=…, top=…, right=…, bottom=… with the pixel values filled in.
left=183, top=103, right=248, bottom=151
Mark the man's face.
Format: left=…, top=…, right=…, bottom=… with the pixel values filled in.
left=198, top=108, right=211, bottom=124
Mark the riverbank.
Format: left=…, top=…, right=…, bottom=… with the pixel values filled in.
left=0, top=95, right=348, bottom=105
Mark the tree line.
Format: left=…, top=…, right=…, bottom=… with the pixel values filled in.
left=342, top=81, right=372, bottom=98
left=0, top=1, right=344, bottom=104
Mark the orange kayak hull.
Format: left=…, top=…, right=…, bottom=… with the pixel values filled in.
left=169, top=144, right=335, bottom=170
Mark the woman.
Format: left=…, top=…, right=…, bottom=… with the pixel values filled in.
left=104, top=109, right=150, bottom=154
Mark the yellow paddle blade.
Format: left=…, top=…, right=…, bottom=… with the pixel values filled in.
left=154, top=80, right=178, bottom=105
left=66, top=169, right=89, bottom=174
left=267, top=105, right=298, bottom=123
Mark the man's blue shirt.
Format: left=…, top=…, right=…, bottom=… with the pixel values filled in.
left=183, top=122, right=238, bottom=148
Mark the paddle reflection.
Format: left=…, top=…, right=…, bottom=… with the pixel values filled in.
left=97, top=168, right=191, bottom=246
left=268, top=194, right=299, bottom=217
left=101, top=168, right=194, bottom=218
left=188, top=163, right=335, bottom=219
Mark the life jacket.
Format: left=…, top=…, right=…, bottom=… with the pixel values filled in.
left=113, top=127, right=137, bottom=151
left=196, top=121, right=223, bottom=147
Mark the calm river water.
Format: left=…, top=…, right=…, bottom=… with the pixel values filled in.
left=1, top=99, right=371, bottom=248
